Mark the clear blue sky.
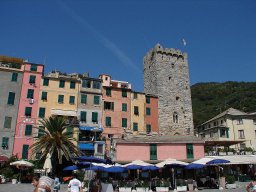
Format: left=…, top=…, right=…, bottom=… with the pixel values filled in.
left=1, top=0, right=256, bottom=91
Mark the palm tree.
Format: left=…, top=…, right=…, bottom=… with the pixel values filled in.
left=30, top=116, right=81, bottom=174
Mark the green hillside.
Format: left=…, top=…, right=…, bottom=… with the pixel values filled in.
left=191, top=81, right=256, bottom=127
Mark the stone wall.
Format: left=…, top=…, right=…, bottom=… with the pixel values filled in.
left=143, top=44, right=194, bottom=135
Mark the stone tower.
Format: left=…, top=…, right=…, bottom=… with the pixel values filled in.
left=143, top=43, right=194, bottom=135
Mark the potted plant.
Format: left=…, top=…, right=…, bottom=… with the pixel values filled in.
left=11, top=174, right=19, bottom=184
left=136, top=180, right=149, bottom=192
left=225, top=175, right=236, bottom=189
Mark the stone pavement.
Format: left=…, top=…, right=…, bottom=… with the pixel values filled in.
left=0, top=182, right=248, bottom=192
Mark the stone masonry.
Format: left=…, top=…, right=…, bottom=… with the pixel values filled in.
left=143, top=43, right=194, bottom=135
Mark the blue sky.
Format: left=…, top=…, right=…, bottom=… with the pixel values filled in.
left=1, top=0, right=256, bottom=91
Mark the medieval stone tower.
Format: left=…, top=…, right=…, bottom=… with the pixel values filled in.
left=143, top=43, right=194, bottom=135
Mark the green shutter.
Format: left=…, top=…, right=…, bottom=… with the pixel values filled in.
left=146, top=108, right=151, bottom=115
left=30, top=65, right=37, bottom=72
left=25, top=125, right=32, bottom=136
left=133, top=123, right=138, bottom=131
left=122, top=103, right=127, bottom=111
left=58, top=95, right=64, bottom=103
left=122, top=89, right=127, bottom=97
left=106, top=117, right=111, bottom=126
left=29, top=75, right=36, bottom=84
left=81, top=95, right=87, bottom=104
left=134, top=106, right=139, bottom=115
left=43, top=78, right=49, bottom=86
left=106, top=88, right=111, bottom=96
left=11, top=73, right=18, bottom=81
left=70, top=81, right=76, bottom=89
left=2, top=137, right=9, bottom=149
left=59, top=80, right=65, bottom=88
left=150, top=144, right=157, bottom=160
left=122, top=118, right=127, bottom=128
left=186, top=144, right=194, bottom=159
left=27, top=89, right=34, bottom=99
left=22, top=144, right=29, bottom=159
left=146, top=96, right=150, bottom=104
left=38, top=126, right=45, bottom=138
left=41, top=92, right=47, bottom=100
left=69, top=96, right=75, bottom=104
left=92, top=112, right=98, bottom=123
left=66, top=127, right=73, bottom=138
left=146, top=124, right=151, bottom=133
left=94, top=96, right=100, bottom=105
left=4, top=117, right=12, bottom=128
left=7, top=92, right=15, bottom=105
left=80, top=111, right=87, bottom=122
left=25, top=107, right=32, bottom=117
left=39, top=108, right=45, bottom=118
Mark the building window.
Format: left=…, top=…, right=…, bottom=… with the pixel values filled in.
left=11, top=73, right=18, bottom=82
left=7, top=92, right=15, bottom=105
left=146, top=96, right=150, bottom=104
left=38, top=126, right=45, bottom=138
left=133, top=93, right=137, bottom=99
left=146, top=124, right=151, bottom=133
left=82, top=79, right=91, bottom=88
left=237, top=119, right=243, bottom=125
left=30, top=65, right=37, bottom=72
left=38, top=107, right=45, bottom=118
left=104, top=102, right=114, bottom=111
left=173, top=112, right=178, bottom=123
left=94, top=96, right=100, bottom=105
left=66, top=127, right=73, bottom=138
left=58, top=95, right=64, bottom=103
left=4, top=116, right=12, bottom=128
left=238, top=130, right=245, bottom=139
left=27, top=89, right=34, bottom=99
left=41, top=92, right=47, bottom=101
left=150, top=144, right=157, bottom=160
left=92, top=112, right=98, bottom=123
left=134, top=106, right=139, bottom=115
left=93, top=81, right=101, bottom=89
left=122, top=103, right=127, bottom=112
left=22, top=144, right=29, bottom=159
left=186, top=144, right=194, bottom=159
left=146, top=107, right=151, bottom=115
left=43, top=78, right=49, bottom=86
left=59, top=80, right=65, bottom=88
left=29, top=75, right=36, bottom=84
left=80, top=111, right=86, bottom=122
left=69, top=96, right=75, bottom=104
left=97, top=144, right=103, bottom=154
left=2, top=137, right=9, bottom=150
left=25, top=125, right=32, bottom=136
left=81, top=95, right=87, bottom=104
left=220, top=128, right=228, bottom=138
left=210, top=132, right=214, bottom=138
left=133, top=122, right=138, bottom=131
left=35, top=152, right=42, bottom=160
left=105, top=117, right=111, bottom=127
left=70, top=81, right=76, bottom=89
left=122, top=89, right=127, bottom=97
left=106, top=88, right=111, bottom=96
left=122, top=118, right=127, bottom=128
left=25, top=107, right=32, bottom=117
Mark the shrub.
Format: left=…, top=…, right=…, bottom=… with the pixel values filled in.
left=226, top=175, right=236, bottom=184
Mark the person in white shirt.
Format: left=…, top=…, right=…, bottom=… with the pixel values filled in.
left=68, top=173, right=82, bottom=192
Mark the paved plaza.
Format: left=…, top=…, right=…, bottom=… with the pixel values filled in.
left=0, top=182, right=249, bottom=192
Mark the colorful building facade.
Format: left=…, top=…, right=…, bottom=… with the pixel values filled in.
left=13, top=62, right=44, bottom=159
left=0, top=56, right=24, bottom=158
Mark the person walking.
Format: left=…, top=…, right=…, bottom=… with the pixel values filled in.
left=53, top=175, right=60, bottom=192
left=32, top=176, right=52, bottom=192
left=68, top=173, right=82, bottom=192
left=246, top=176, right=256, bottom=192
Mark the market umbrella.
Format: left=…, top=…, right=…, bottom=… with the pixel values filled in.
left=43, top=153, right=52, bottom=175
left=124, top=160, right=154, bottom=170
left=63, top=165, right=79, bottom=171
left=156, top=158, right=188, bottom=168
left=185, top=157, right=230, bottom=169
left=10, top=160, right=34, bottom=183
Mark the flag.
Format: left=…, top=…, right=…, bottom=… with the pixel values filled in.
left=182, top=38, right=187, bottom=46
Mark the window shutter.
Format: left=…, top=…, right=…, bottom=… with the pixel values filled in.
left=4, top=117, right=12, bottom=128
left=92, top=112, right=98, bottom=122
left=7, top=92, right=15, bottom=105
left=25, top=125, right=32, bottom=136
left=94, top=96, right=100, bottom=105
left=81, top=95, right=87, bottom=104
left=80, top=111, right=87, bottom=122
left=11, top=73, right=18, bottom=81
left=39, top=108, right=45, bottom=118
left=22, top=145, right=29, bottom=159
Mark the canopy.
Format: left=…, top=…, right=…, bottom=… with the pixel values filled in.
left=63, top=165, right=79, bottom=171
left=10, top=160, right=34, bottom=168
left=156, top=158, right=188, bottom=168
left=73, top=156, right=113, bottom=164
left=185, top=157, right=230, bottom=169
left=207, top=155, right=256, bottom=165
left=79, top=143, right=94, bottom=150
left=123, top=160, right=155, bottom=170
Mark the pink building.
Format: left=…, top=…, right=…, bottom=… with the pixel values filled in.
left=115, top=135, right=204, bottom=163
left=13, top=63, right=44, bottom=159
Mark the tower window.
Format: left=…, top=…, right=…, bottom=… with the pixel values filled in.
left=173, top=112, right=178, bottom=123
left=172, top=63, right=174, bottom=68
left=169, top=77, right=171, bottom=80
left=176, top=97, right=180, bottom=101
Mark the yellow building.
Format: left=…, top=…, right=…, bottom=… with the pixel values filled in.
left=37, top=71, right=80, bottom=144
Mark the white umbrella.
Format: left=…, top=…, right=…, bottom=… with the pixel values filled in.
left=43, top=153, right=52, bottom=175
left=156, top=158, right=188, bottom=168
left=10, top=160, right=34, bottom=183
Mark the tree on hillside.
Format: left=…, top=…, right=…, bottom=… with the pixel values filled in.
left=30, top=116, right=81, bottom=175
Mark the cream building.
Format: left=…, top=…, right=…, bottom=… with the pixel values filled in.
left=197, top=108, right=256, bottom=152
